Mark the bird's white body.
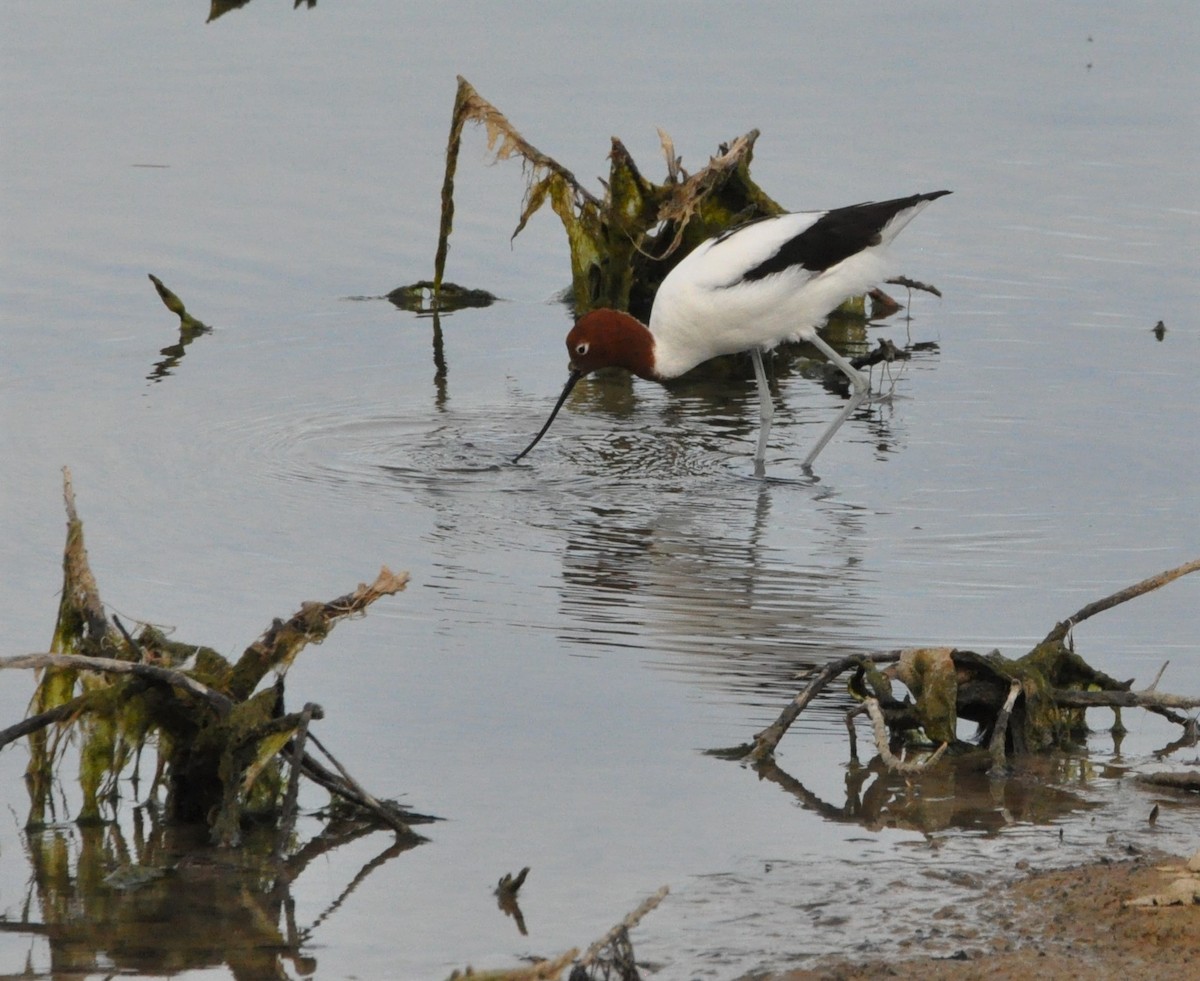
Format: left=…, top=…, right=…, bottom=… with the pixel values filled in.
left=648, top=200, right=937, bottom=379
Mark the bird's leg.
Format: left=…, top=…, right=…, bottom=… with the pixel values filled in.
left=750, top=348, right=773, bottom=477
left=801, top=333, right=872, bottom=469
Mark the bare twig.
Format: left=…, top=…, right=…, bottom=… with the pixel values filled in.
left=304, top=731, right=418, bottom=838
left=1043, top=559, right=1200, bottom=644
left=278, top=701, right=318, bottom=850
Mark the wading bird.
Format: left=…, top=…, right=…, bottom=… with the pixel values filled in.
left=515, top=190, right=950, bottom=473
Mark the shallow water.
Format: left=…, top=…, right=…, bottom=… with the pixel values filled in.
left=1, top=2, right=1197, bottom=978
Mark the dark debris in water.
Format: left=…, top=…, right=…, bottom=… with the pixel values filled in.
left=387, top=279, right=499, bottom=314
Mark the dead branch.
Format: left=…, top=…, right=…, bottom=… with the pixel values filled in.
left=10, top=470, right=423, bottom=844
left=448, top=951, right=579, bottom=981
left=728, top=560, right=1199, bottom=772
left=0, top=693, right=92, bottom=751
left=1052, top=689, right=1200, bottom=711
left=1136, top=772, right=1200, bottom=792
left=279, top=701, right=319, bottom=849
left=863, top=699, right=948, bottom=774
left=304, top=731, right=420, bottom=838
left=577, top=885, right=670, bottom=969
left=228, top=566, right=410, bottom=700
left=3, top=652, right=233, bottom=714
left=1043, top=558, right=1200, bottom=644
left=748, top=651, right=903, bottom=762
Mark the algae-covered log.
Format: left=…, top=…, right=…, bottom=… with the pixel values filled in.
left=4, top=468, right=420, bottom=846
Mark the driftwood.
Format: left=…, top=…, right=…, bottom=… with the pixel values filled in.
left=730, top=560, right=1200, bottom=776
left=2, top=468, right=425, bottom=846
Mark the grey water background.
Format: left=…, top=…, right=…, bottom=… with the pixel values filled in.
left=1, top=2, right=1197, bottom=977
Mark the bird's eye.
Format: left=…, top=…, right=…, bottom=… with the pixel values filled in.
left=574, top=342, right=590, bottom=357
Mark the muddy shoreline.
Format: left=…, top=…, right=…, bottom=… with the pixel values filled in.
left=773, top=849, right=1199, bottom=980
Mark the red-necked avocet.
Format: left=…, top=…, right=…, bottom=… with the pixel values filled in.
left=515, top=190, right=950, bottom=473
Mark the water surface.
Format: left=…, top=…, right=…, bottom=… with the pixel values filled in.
left=1, top=2, right=1197, bottom=978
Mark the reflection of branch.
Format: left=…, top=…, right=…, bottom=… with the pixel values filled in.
left=496, top=867, right=531, bottom=936
left=300, top=838, right=415, bottom=941
left=1152, top=718, right=1199, bottom=760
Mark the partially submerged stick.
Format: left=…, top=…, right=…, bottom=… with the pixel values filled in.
left=747, top=651, right=903, bottom=762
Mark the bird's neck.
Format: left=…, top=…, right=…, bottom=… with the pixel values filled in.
left=601, top=310, right=661, bottom=381
left=619, top=314, right=657, bottom=378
